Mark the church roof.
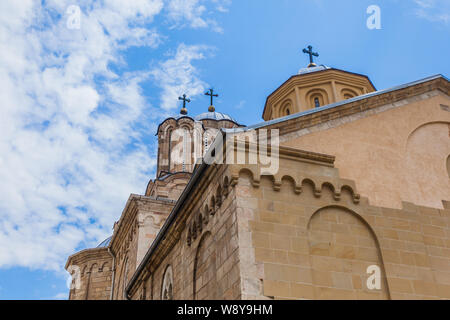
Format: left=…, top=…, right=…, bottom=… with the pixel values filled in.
left=262, top=67, right=377, bottom=119
left=157, top=111, right=241, bottom=133
left=194, top=111, right=237, bottom=122
left=96, top=236, right=112, bottom=248
left=298, top=64, right=331, bottom=75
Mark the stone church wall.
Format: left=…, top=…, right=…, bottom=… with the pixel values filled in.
left=67, top=248, right=113, bottom=300
left=279, top=90, right=450, bottom=210
left=133, top=167, right=242, bottom=300
left=233, top=156, right=450, bottom=299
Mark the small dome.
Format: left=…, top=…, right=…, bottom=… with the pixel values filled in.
left=298, top=64, right=331, bottom=75
left=97, top=236, right=112, bottom=248
left=194, top=111, right=237, bottom=123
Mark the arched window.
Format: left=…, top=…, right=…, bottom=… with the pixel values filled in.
left=161, top=265, right=173, bottom=300
left=306, top=89, right=328, bottom=109
left=314, top=97, right=320, bottom=108
left=170, top=127, right=192, bottom=172
left=168, top=129, right=173, bottom=172
left=279, top=100, right=293, bottom=118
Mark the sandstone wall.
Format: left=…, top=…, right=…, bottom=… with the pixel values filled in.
left=233, top=157, right=450, bottom=299
left=67, top=248, right=113, bottom=300
left=281, top=92, right=450, bottom=210
left=131, top=167, right=242, bottom=300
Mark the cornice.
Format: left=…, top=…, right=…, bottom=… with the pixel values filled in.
left=65, top=247, right=110, bottom=270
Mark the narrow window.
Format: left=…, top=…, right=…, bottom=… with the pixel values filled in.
left=314, top=97, right=320, bottom=108
left=286, top=108, right=290, bottom=115
left=162, top=266, right=174, bottom=300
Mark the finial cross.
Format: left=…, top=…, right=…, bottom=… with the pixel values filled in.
left=205, top=88, right=218, bottom=106
left=178, top=94, right=191, bottom=108
left=302, top=45, right=319, bottom=65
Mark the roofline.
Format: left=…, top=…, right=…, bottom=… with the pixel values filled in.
left=241, top=74, right=448, bottom=133
left=262, top=67, right=378, bottom=118
left=155, top=115, right=243, bottom=136
left=65, top=246, right=109, bottom=270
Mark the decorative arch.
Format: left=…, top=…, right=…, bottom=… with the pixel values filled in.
left=210, top=196, right=216, bottom=216
left=235, top=167, right=260, bottom=187
left=279, top=99, right=293, bottom=117
left=306, top=88, right=329, bottom=109
left=167, top=127, right=173, bottom=172
left=340, top=88, right=359, bottom=100
left=301, top=178, right=321, bottom=198
left=193, top=232, right=217, bottom=300
left=161, top=265, right=174, bottom=300
left=86, top=263, right=98, bottom=300
left=405, top=121, right=450, bottom=208
left=81, top=265, right=88, bottom=277
left=114, top=255, right=129, bottom=300
left=100, top=261, right=109, bottom=272
left=307, top=206, right=390, bottom=299
left=170, top=126, right=193, bottom=172
left=216, top=185, right=223, bottom=208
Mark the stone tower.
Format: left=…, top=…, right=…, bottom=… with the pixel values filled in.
left=66, top=98, right=243, bottom=300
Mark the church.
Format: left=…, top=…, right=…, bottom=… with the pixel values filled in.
left=66, top=46, right=450, bottom=300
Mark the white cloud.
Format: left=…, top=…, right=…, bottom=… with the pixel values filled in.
left=413, top=0, right=450, bottom=25
left=0, top=0, right=230, bottom=273
left=166, top=0, right=231, bottom=32
left=151, top=43, right=213, bottom=111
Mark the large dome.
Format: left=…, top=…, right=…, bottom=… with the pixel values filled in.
left=194, top=111, right=237, bottom=122
left=97, top=236, right=112, bottom=248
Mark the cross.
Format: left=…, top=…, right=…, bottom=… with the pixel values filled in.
left=178, top=94, right=191, bottom=108
left=302, top=45, right=319, bottom=66
left=205, top=88, right=218, bottom=106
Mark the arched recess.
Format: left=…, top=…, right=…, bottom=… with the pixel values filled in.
left=167, top=127, right=173, bottom=172
left=279, top=99, right=293, bottom=117
left=193, top=232, right=217, bottom=300
left=161, top=265, right=174, bottom=300
left=341, top=88, right=359, bottom=100
left=114, top=256, right=128, bottom=300
left=86, top=263, right=98, bottom=300
left=307, top=206, right=390, bottom=300
left=170, top=126, right=193, bottom=172
left=306, top=88, right=329, bottom=109
left=405, top=121, right=450, bottom=208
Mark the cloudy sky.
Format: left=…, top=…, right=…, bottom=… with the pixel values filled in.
left=0, top=0, right=448, bottom=299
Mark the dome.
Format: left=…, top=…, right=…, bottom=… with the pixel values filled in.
left=298, top=64, right=331, bottom=75
left=194, top=111, right=237, bottom=123
left=97, top=236, right=112, bottom=248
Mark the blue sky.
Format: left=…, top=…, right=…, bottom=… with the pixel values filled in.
left=0, top=0, right=448, bottom=300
